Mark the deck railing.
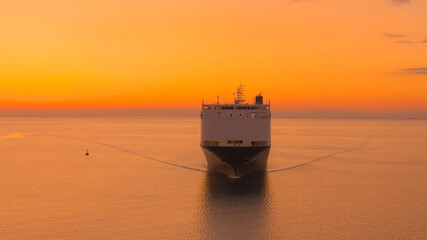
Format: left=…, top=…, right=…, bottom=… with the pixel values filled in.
left=202, top=104, right=270, bottom=110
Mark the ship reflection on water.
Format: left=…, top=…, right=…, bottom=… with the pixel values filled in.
left=197, top=172, right=272, bottom=239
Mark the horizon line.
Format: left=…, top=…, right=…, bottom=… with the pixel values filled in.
left=1, top=108, right=426, bottom=119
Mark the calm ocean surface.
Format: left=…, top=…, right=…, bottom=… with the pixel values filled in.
left=0, top=117, right=426, bottom=239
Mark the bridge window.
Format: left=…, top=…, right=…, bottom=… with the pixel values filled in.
left=251, top=141, right=268, bottom=146
left=203, top=141, right=219, bottom=146
left=252, top=112, right=269, bottom=119
left=227, top=140, right=243, bottom=146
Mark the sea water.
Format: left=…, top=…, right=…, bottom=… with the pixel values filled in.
left=0, top=117, right=426, bottom=239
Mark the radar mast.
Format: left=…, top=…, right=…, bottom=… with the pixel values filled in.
left=234, top=83, right=246, bottom=104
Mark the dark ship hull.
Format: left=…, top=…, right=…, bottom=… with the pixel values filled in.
left=201, top=146, right=270, bottom=177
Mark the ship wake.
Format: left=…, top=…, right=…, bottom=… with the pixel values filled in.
left=267, top=131, right=384, bottom=174
left=47, top=134, right=207, bottom=173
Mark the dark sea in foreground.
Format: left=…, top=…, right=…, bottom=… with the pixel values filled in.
left=0, top=117, right=426, bottom=239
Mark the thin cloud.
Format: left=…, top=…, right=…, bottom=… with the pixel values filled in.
left=397, top=40, right=414, bottom=44
left=383, top=33, right=426, bottom=44
left=383, top=32, right=406, bottom=38
left=393, top=68, right=427, bottom=75
left=289, top=0, right=308, bottom=3
left=390, top=0, right=411, bottom=4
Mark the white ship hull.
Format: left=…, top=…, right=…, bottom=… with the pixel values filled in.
left=201, top=86, right=271, bottom=177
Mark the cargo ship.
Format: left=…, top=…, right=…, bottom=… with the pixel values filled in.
left=200, top=84, right=271, bottom=177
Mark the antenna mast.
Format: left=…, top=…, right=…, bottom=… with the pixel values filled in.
left=235, top=83, right=246, bottom=104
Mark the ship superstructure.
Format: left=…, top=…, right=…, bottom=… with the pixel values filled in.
left=200, top=84, right=271, bottom=177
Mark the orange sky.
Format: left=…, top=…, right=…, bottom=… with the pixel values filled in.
left=0, top=0, right=426, bottom=110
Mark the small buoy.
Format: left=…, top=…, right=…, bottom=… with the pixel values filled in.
left=85, top=149, right=89, bottom=156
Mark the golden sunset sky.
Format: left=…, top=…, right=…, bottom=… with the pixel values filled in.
left=0, top=0, right=426, bottom=110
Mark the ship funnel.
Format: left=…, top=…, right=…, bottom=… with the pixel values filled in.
left=255, top=94, right=263, bottom=105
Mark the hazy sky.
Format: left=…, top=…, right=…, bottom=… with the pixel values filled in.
left=0, top=0, right=426, bottom=110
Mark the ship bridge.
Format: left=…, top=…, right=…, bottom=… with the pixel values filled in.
left=200, top=86, right=271, bottom=148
